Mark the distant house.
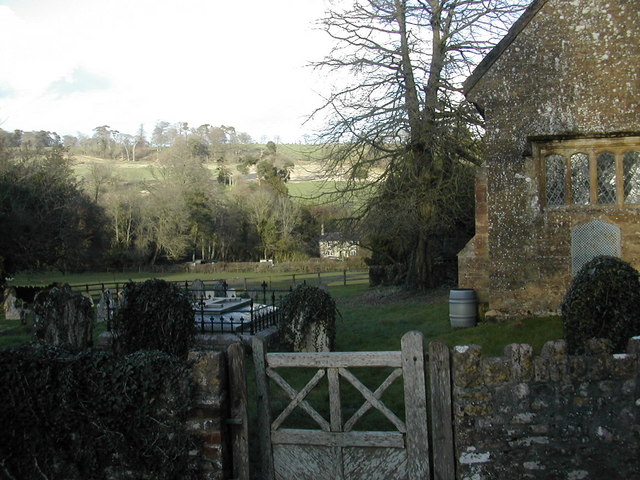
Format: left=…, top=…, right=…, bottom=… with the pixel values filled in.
left=457, top=0, right=640, bottom=315
left=319, top=227, right=359, bottom=259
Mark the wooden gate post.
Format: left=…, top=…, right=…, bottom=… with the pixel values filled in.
left=401, top=331, right=430, bottom=480
left=252, top=337, right=275, bottom=480
left=429, top=341, right=455, bottom=480
left=227, top=343, right=250, bottom=480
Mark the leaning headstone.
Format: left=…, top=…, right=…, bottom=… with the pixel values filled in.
left=3, top=287, right=23, bottom=320
left=33, top=285, right=94, bottom=350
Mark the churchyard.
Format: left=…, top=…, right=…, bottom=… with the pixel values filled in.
left=0, top=269, right=562, bottom=353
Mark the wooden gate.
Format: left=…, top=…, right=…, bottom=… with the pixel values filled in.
left=252, top=331, right=449, bottom=480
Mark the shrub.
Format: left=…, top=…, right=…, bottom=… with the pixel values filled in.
left=277, top=285, right=340, bottom=352
left=0, top=344, right=197, bottom=480
left=112, top=279, right=195, bottom=358
left=561, top=255, right=640, bottom=353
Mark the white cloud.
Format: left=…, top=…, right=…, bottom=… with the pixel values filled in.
left=0, top=0, right=331, bottom=142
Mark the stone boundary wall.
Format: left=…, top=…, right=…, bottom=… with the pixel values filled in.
left=451, top=337, right=640, bottom=480
left=188, top=351, right=229, bottom=480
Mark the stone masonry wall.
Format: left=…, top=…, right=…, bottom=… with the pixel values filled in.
left=451, top=337, right=640, bottom=479
left=188, top=351, right=229, bottom=480
left=457, top=170, right=489, bottom=305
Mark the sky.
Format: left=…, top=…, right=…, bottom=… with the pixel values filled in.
left=0, top=0, right=333, bottom=143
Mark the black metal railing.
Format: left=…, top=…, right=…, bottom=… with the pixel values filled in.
left=100, top=280, right=291, bottom=336
left=192, top=298, right=284, bottom=335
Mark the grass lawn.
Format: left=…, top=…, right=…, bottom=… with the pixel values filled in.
left=247, top=282, right=563, bottom=432
left=1, top=277, right=563, bottom=354
left=330, top=284, right=563, bottom=356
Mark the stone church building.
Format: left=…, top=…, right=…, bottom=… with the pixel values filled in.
left=457, top=0, right=640, bottom=315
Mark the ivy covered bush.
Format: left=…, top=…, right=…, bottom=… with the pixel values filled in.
left=277, top=285, right=340, bottom=352
left=561, top=255, right=640, bottom=354
left=112, top=279, right=195, bottom=358
left=0, top=344, right=197, bottom=480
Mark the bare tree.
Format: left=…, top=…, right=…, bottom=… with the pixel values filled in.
left=86, top=162, right=116, bottom=203
left=310, top=0, right=527, bottom=288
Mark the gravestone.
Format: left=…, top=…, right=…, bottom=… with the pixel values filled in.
left=3, top=288, right=23, bottom=321
left=213, top=280, right=227, bottom=297
left=33, top=285, right=94, bottom=349
left=96, top=289, right=115, bottom=323
left=571, top=220, right=621, bottom=275
left=292, top=318, right=331, bottom=352
left=190, top=279, right=206, bottom=302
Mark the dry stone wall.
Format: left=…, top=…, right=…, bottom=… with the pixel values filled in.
left=451, top=337, right=640, bottom=479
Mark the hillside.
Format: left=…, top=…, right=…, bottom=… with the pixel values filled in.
left=70, top=145, right=376, bottom=205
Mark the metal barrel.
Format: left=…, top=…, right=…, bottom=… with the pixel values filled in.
left=449, top=289, right=477, bottom=328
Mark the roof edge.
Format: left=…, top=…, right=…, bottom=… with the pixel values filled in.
left=462, top=0, right=550, bottom=97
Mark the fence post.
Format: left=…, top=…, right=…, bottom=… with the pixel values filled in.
left=227, top=342, right=250, bottom=480
left=252, top=337, right=275, bottom=480
left=429, top=341, right=455, bottom=480
left=318, top=272, right=321, bottom=285
left=401, top=331, right=430, bottom=480
left=250, top=299, right=255, bottom=335
left=343, top=269, right=347, bottom=286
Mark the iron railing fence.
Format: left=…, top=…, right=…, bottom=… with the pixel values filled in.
left=94, top=280, right=292, bottom=336
left=192, top=298, right=285, bottom=335
left=11, top=270, right=368, bottom=336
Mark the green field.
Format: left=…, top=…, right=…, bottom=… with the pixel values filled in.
left=11, top=268, right=368, bottom=292
left=71, top=149, right=372, bottom=207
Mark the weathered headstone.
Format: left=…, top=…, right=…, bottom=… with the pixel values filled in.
left=96, top=289, right=114, bottom=323
left=33, top=285, right=94, bottom=349
left=3, top=287, right=23, bottom=321
left=213, top=280, right=227, bottom=297
left=190, top=279, right=206, bottom=302
left=292, top=318, right=331, bottom=352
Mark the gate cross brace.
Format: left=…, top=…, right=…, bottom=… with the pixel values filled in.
left=267, top=367, right=330, bottom=431
left=340, top=367, right=406, bottom=433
